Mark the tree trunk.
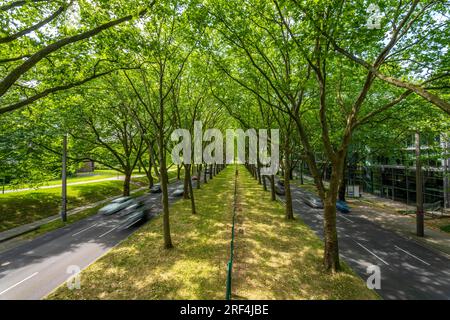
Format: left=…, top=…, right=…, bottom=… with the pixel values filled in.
left=323, top=199, right=340, bottom=272
left=197, top=164, right=201, bottom=189
left=159, top=147, right=172, bottom=249
left=257, top=164, right=262, bottom=184
left=183, top=164, right=190, bottom=200
left=177, top=165, right=181, bottom=180
left=188, top=169, right=196, bottom=214
left=262, top=175, right=267, bottom=191
left=209, top=164, right=213, bottom=179
left=283, top=148, right=294, bottom=220
left=123, top=171, right=131, bottom=196
left=203, top=163, right=208, bottom=183
left=300, top=161, right=304, bottom=185
left=270, top=175, right=276, bottom=201
left=322, top=164, right=342, bottom=272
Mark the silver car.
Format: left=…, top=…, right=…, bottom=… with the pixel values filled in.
left=98, top=196, right=135, bottom=215
left=303, top=194, right=324, bottom=209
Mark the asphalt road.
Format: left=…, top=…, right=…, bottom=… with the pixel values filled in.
left=0, top=178, right=200, bottom=300
left=280, top=183, right=450, bottom=300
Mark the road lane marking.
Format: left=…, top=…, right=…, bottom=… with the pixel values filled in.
left=0, top=272, right=38, bottom=296
left=72, top=224, right=98, bottom=237
left=355, top=241, right=389, bottom=265
left=98, top=226, right=118, bottom=238
left=394, top=245, right=431, bottom=266
left=339, top=215, right=353, bottom=223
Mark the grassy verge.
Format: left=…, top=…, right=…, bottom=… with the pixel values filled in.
left=232, top=168, right=379, bottom=300
left=47, top=166, right=234, bottom=299
left=0, top=180, right=140, bottom=232
left=0, top=167, right=183, bottom=232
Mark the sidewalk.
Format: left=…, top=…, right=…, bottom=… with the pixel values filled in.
left=296, top=175, right=450, bottom=257
left=349, top=194, right=450, bottom=257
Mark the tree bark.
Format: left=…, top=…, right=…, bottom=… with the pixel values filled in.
left=183, top=164, right=190, bottom=200
left=123, top=171, right=131, bottom=196
left=322, top=163, right=342, bottom=272
left=270, top=175, right=276, bottom=201
left=197, top=164, right=201, bottom=189
left=283, top=146, right=294, bottom=220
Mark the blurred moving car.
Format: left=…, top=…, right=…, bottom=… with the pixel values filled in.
left=191, top=175, right=198, bottom=180
left=149, top=183, right=161, bottom=193
left=98, top=196, right=135, bottom=215
left=118, top=200, right=153, bottom=230
left=336, top=200, right=350, bottom=213
left=302, top=194, right=324, bottom=209
left=171, top=186, right=184, bottom=197
left=275, top=180, right=285, bottom=195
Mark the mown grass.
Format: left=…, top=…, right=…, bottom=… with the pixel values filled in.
left=47, top=166, right=234, bottom=299
left=2, top=170, right=120, bottom=191
left=0, top=180, right=139, bottom=232
left=232, top=169, right=379, bottom=300
left=0, top=167, right=182, bottom=232
left=48, top=165, right=377, bottom=300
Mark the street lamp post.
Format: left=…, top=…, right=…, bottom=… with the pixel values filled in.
left=61, top=134, right=67, bottom=222
left=415, top=132, right=424, bottom=237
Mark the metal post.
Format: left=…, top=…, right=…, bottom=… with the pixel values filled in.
left=415, top=132, right=424, bottom=237
left=443, top=136, right=449, bottom=209
left=61, top=134, right=67, bottom=222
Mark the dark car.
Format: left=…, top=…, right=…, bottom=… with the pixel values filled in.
left=336, top=200, right=350, bottom=213
left=303, top=194, right=324, bottom=209
left=150, top=183, right=161, bottom=193
left=98, top=196, right=135, bottom=215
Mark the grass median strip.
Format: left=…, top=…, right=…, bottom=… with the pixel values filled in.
left=47, top=166, right=235, bottom=299
left=231, top=168, right=379, bottom=300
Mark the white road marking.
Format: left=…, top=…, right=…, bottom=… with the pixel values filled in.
left=1, top=262, right=10, bottom=267
left=72, top=224, right=98, bottom=237
left=98, top=226, right=118, bottom=238
left=0, top=272, right=38, bottom=296
left=394, top=245, right=431, bottom=266
left=340, top=215, right=353, bottom=223
left=355, top=241, right=389, bottom=265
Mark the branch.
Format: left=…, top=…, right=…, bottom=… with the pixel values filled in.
left=0, top=2, right=154, bottom=99
left=0, top=4, right=66, bottom=44
left=0, top=66, right=138, bottom=114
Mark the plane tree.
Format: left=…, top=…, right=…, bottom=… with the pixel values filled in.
left=0, top=0, right=157, bottom=115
